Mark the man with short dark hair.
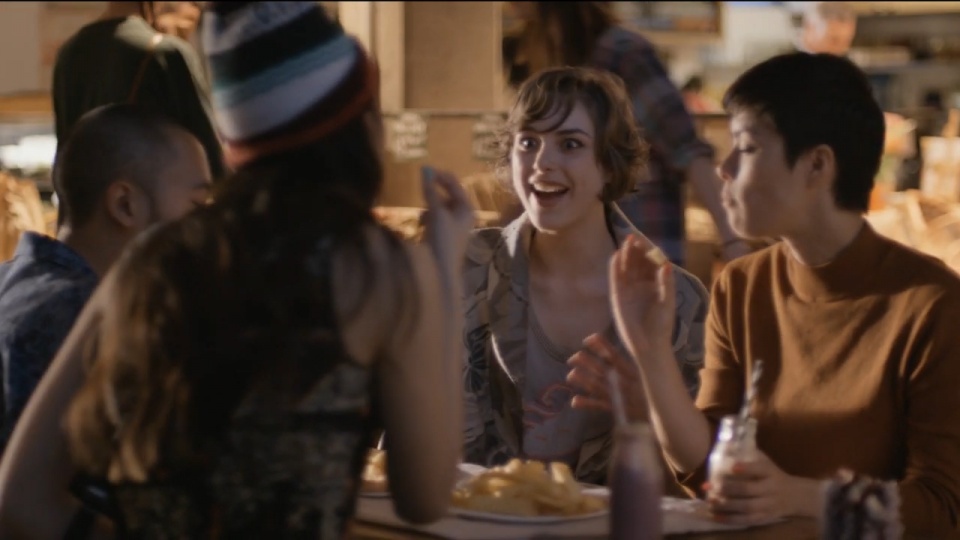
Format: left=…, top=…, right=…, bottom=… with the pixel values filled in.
left=0, top=104, right=211, bottom=453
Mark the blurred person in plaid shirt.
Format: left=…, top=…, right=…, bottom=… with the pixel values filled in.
left=503, top=2, right=751, bottom=266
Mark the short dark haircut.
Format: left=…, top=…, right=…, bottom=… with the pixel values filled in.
left=53, top=104, right=187, bottom=228
left=723, top=52, right=884, bottom=212
left=496, top=66, right=648, bottom=203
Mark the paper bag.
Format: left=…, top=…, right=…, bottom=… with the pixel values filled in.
left=920, top=136, right=960, bottom=202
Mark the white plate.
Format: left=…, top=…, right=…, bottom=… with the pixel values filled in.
left=449, top=504, right=608, bottom=524
left=360, top=463, right=483, bottom=499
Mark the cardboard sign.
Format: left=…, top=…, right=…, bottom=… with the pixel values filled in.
left=387, top=112, right=428, bottom=161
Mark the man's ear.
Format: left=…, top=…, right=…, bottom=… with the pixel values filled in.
left=104, top=180, right=149, bottom=229
left=806, top=144, right=837, bottom=193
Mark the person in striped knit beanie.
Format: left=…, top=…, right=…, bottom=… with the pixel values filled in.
left=203, top=1, right=382, bottom=169
left=0, top=3, right=475, bottom=538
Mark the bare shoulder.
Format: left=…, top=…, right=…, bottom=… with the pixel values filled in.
left=332, top=224, right=433, bottom=366
left=353, top=223, right=433, bottom=290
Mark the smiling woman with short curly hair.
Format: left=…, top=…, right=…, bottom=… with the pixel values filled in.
left=461, top=66, right=709, bottom=486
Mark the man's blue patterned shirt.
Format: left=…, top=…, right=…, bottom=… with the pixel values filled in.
left=0, top=232, right=97, bottom=453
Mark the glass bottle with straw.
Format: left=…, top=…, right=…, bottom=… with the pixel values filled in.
left=608, top=369, right=663, bottom=540
left=707, top=360, right=764, bottom=501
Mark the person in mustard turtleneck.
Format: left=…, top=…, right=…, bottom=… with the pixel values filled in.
left=567, top=52, right=960, bottom=537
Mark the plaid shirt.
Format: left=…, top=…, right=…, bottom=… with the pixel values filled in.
left=591, top=26, right=715, bottom=266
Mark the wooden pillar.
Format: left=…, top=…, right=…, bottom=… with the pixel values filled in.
left=337, top=2, right=375, bottom=53
left=374, top=2, right=405, bottom=112
left=402, top=2, right=501, bottom=111
left=339, top=2, right=505, bottom=207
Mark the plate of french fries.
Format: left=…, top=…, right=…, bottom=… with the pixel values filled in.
left=450, top=458, right=609, bottom=523
left=360, top=448, right=390, bottom=497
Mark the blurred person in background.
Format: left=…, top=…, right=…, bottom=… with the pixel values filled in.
left=502, top=1, right=751, bottom=267
left=797, top=1, right=858, bottom=57
left=681, top=75, right=722, bottom=114
left=52, top=0, right=224, bottom=213
left=155, top=1, right=202, bottom=42
left=796, top=2, right=914, bottom=209
left=0, top=3, right=468, bottom=538
left=0, top=104, right=211, bottom=457
left=897, top=90, right=949, bottom=192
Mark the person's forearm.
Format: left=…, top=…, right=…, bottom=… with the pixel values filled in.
left=436, top=257, right=465, bottom=457
left=436, top=255, right=464, bottom=365
left=0, top=355, right=86, bottom=540
left=686, top=156, right=741, bottom=245
left=633, top=342, right=712, bottom=474
left=0, top=493, right=72, bottom=539
left=788, top=476, right=825, bottom=519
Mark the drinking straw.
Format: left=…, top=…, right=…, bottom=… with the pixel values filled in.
left=737, top=359, right=763, bottom=439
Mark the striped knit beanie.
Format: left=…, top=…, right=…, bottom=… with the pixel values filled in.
left=202, top=2, right=378, bottom=168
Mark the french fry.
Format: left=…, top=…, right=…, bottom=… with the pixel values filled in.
left=609, top=201, right=668, bottom=267
left=451, top=458, right=608, bottom=517
left=361, top=448, right=388, bottom=492
left=549, top=462, right=581, bottom=502
left=646, top=246, right=669, bottom=266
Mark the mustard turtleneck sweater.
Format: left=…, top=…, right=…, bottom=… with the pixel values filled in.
left=682, top=222, right=960, bottom=537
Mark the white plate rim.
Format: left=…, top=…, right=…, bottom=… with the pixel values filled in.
left=449, top=505, right=608, bottom=524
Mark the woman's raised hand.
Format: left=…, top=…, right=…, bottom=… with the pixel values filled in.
left=609, top=234, right=676, bottom=362
left=567, top=333, right=647, bottom=422
left=420, top=167, right=475, bottom=270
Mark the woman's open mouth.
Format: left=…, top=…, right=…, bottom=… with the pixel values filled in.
left=531, top=183, right=569, bottom=205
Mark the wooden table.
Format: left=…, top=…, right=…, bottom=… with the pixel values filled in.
left=670, top=519, right=817, bottom=539
left=348, top=517, right=819, bottom=539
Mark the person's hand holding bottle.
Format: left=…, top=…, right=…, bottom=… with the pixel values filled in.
left=706, top=450, right=824, bottom=524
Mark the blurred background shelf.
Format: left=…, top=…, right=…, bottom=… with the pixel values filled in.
left=0, top=92, right=56, bottom=201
